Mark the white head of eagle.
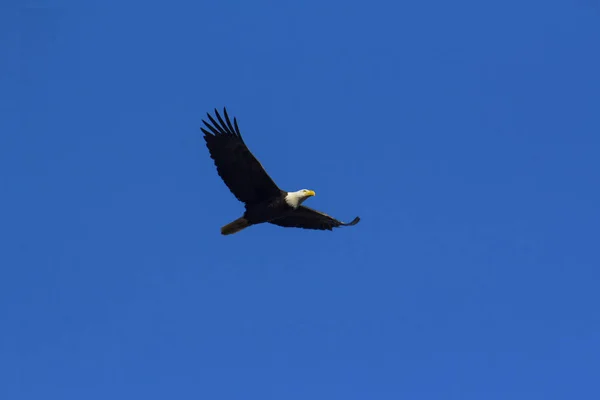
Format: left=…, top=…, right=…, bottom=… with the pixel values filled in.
left=284, top=189, right=316, bottom=208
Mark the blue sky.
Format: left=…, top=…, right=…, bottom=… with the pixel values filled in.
left=1, top=0, right=599, bottom=399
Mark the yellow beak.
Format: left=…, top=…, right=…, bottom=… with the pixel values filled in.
left=306, top=190, right=316, bottom=197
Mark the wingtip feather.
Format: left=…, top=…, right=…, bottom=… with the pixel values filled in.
left=234, top=117, right=241, bottom=137
left=346, top=217, right=360, bottom=226
left=203, top=107, right=243, bottom=140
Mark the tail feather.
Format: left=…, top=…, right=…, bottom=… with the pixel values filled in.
left=221, top=217, right=250, bottom=235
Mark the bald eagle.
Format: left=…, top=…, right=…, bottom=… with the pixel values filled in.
left=201, top=108, right=360, bottom=235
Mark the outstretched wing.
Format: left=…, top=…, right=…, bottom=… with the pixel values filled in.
left=202, top=108, right=281, bottom=204
left=269, top=206, right=360, bottom=231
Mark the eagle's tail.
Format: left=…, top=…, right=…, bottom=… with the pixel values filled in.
left=221, top=217, right=250, bottom=235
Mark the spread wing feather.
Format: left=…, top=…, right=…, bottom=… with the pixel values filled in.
left=269, top=206, right=360, bottom=231
left=202, top=108, right=281, bottom=204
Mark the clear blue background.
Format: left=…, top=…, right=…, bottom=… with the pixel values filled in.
left=1, top=1, right=599, bottom=399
